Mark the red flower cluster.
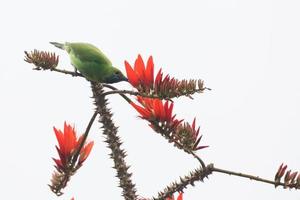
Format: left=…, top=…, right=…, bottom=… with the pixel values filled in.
left=131, top=95, right=180, bottom=123
left=131, top=96, right=207, bottom=152
left=50, top=122, right=94, bottom=196
left=53, top=122, right=94, bottom=172
left=125, top=55, right=154, bottom=92
left=131, top=96, right=182, bottom=133
left=275, top=163, right=300, bottom=189
left=125, top=55, right=206, bottom=99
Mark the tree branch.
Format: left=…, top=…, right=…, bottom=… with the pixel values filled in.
left=33, top=67, right=133, bottom=103
left=91, top=82, right=138, bottom=200
left=71, top=111, right=98, bottom=166
left=152, top=164, right=214, bottom=200
left=49, top=68, right=83, bottom=77
left=101, top=90, right=173, bottom=101
left=211, top=166, right=288, bottom=188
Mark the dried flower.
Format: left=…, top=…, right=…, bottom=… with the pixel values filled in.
left=53, top=122, right=94, bottom=171
left=24, top=49, right=59, bottom=70
left=274, top=163, right=300, bottom=189
left=275, top=163, right=287, bottom=185
left=175, top=118, right=209, bottom=152
left=50, top=122, right=94, bottom=195
left=125, top=55, right=208, bottom=99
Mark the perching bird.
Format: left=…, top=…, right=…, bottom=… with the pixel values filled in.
left=50, top=42, right=128, bottom=83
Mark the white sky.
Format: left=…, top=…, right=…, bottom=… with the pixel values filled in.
left=1, top=0, right=300, bottom=199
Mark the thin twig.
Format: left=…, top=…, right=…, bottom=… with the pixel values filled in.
left=101, top=87, right=211, bottom=101
left=151, top=124, right=207, bottom=169
left=102, top=84, right=132, bottom=103
left=101, top=89, right=173, bottom=101
left=36, top=67, right=133, bottom=103
left=71, top=111, right=98, bottom=166
left=211, top=166, right=286, bottom=188
left=188, top=150, right=206, bottom=170
left=49, top=68, right=83, bottom=77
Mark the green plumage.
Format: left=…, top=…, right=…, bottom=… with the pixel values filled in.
left=50, top=42, right=127, bottom=83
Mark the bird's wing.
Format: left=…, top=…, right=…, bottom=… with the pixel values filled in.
left=67, top=43, right=112, bottom=66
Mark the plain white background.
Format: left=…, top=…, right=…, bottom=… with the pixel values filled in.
left=0, top=0, right=300, bottom=199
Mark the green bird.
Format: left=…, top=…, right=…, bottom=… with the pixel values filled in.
left=50, top=42, right=128, bottom=83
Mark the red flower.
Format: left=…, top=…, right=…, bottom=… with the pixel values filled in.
left=125, top=55, right=207, bottom=99
left=53, top=122, right=94, bottom=172
left=131, top=96, right=208, bottom=152
left=130, top=96, right=182, bottom=129
left=125, top=54, right=154, bottom=90
left=166, top=192, right=183, bottom=200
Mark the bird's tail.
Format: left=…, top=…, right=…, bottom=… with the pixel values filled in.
left=50, top=42, right=65, bottom=50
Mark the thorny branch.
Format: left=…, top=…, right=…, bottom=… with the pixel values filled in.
left=24, top=49, right=299, bottom=200
left=211, top=166, right=290, bottom=189
left=35, top=63, right=293, bottom=190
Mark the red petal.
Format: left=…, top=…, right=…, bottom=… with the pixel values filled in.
left=53, top=158, right=63, bottom=169
left=125, top=60, right=139, bottom=87
left=279, top=165, right=288, bottom=177
left=192, top=118, right=196, bottom=131
left=166, top=102, right=174, bottom=122
left=278, top=163, right=284, bottom=172
left=134, top=55, right=146, bottom=83
left=290, top=172, right=298, bottom=181
left=79, top=141, right=94, bottom=164
left=159, top=101, right=166, bottom=121
left=54, top=127, right=65, bottom=153
left=155, top=68, right=163, bottom=89
left=177, top=192, right=183, bottom=200
left=162, top=74, right=170, bottom=84
left=131, top=102, right=152, bottom=119
left=76, top=135, right=84, bottom=150
left=145, top=56, right=154, bottom=87
left=153, top=99, right=162, bottom=120
left=64, top=122, right=76, bottom=156
left=55, top=146, right=66, bottom=165
left=166, top=195, right=174, bottom=200
left=195, top=145, right=209, bottom=150
left=164, top=101, right=170, bottom=121
left=144, top=97, right=154, bottom=110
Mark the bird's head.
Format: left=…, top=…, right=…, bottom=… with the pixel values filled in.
left=104, top=67, right=128, bottom=84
